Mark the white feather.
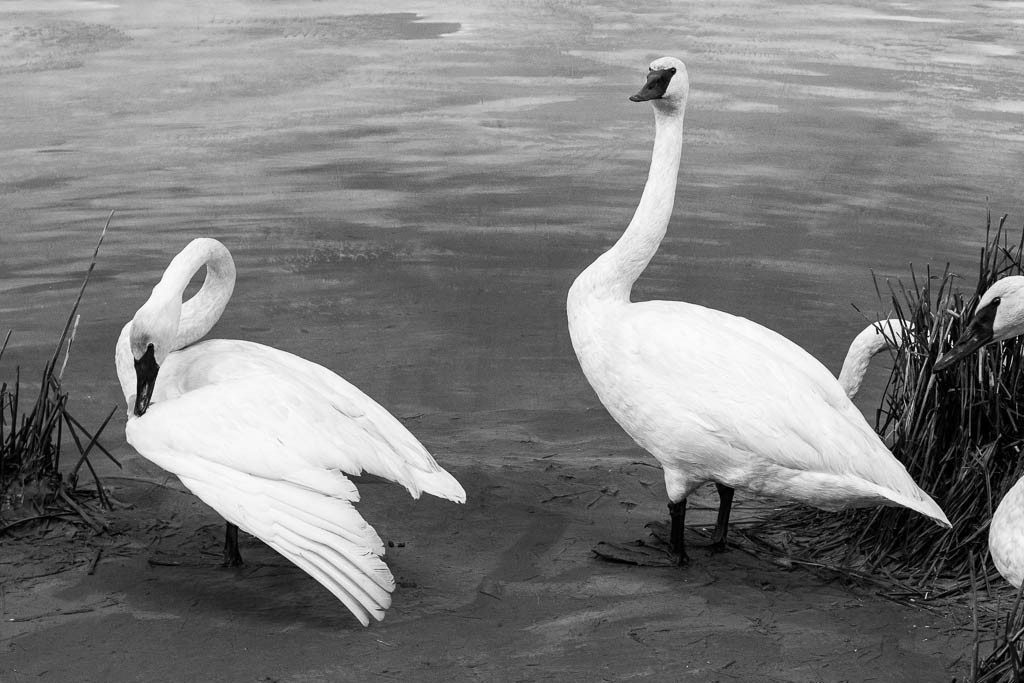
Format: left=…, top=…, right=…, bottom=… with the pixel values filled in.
left=990, top=477, right=1024, bottom=588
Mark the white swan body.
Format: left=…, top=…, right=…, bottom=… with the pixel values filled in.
left=935, top=275, right=1024, bottom=586
left=990, top=476, right=1024, bottom=587
left=567, top=58, right=949, bottom=561
left=115, top=238, right=465, bottom=625
left=838, top=318, right=912, bottom=399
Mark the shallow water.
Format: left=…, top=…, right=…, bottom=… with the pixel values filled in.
left=1, top=0, right=1023, bottom=437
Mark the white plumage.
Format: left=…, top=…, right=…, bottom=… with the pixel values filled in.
left=567, top=57, right=949, bottom=564
left=115, top=238, right=465, bottom=625
left=989, top=477, right=1024, bottom=587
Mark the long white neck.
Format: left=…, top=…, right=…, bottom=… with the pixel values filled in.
left=838, top=319, right=910, bottom=400
left=163, top=238, right=236, bottom=350
left=114, top=238, right=236, bottom=405
left=115, top=322, right=136, bottom=407
left=572, top=106, right=685, bottom=302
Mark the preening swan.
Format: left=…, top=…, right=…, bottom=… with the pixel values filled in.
left=115, top=238, right=466, bottom=625
left=838, top=318, right=912, bottom=400
left=934, top=275, right=1024, bottom=586
left=566, top=56, right=949, bottom=566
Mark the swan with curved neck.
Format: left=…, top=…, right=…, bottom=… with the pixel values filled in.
left=839, top=318, right=913, bottom=400
left=934, top=275, right=1024, bottom=586
left=115, top=238, right=466, bottom=625
left=567, top=57, right=949, bottom=566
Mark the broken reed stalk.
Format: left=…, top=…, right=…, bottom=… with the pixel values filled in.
left=769, top=211, right=1024, bottom=595
left=0, top=213, right=119, bottom=532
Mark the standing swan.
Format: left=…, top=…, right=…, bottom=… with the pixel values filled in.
left=115, top=238, right=466, bottom=625
left=567, top=57, right=949, bottom=566
left=934, top=275, right=1024, bottom=586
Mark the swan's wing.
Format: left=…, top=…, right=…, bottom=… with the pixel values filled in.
left=154, top=339, right=465, bottom=503
left=180, top=469, right=394, bottom=626
left=126, top=383, right=396, bottom=625
left=618, top=302, right=945, bottom=519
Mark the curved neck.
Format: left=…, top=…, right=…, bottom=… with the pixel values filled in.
left=114, top=239, right=235, bottom=407
left=576, top=106, right=685, bottom=301
left=838, top=319, right=909, bottom=399
left=115, top=321, right=136, bottom=407
left=160, top=239, right=236, bottom=350
left=838, top=339, right=878, bottom=400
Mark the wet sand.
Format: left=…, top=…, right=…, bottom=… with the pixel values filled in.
left=2, top=0, right=1022, bottom=680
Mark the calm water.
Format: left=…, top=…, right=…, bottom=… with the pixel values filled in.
left=1, top=0, right=1022, bottom=456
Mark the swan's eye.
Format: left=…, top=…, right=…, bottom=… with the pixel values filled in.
left=993, top=296, right=1002, bottom=306
left=668, top=67, right=676, bottom=74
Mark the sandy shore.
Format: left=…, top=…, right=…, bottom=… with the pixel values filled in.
left=4, top=441, right=968, bottom=681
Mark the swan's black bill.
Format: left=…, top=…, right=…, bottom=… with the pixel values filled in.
left=134, top=344, right=159, bottom=416
left=932, top=300, right=999, bottom=372
left=630, top=68, right=676, bottom=102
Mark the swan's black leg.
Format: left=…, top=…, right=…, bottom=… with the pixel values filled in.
left=708, top=483, right=734, bottom=553
left=222, top=522, right=244, bottom=567
left=667, top=499, right=690, bottom=566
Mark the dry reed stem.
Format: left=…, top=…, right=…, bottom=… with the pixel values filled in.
left=0, top=212, right=117, bottom=534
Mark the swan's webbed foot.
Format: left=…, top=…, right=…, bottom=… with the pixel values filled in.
left=222, top=522, right=245, bottom=568
left=591, top=500, right=690, bottom=568
left=706, top=537, right=729, bottom=554
left=592, top=539, right=680, bottom=567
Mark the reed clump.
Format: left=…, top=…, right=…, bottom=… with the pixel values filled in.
left=0, top=217, right=117, bottom=535
left=967, top=554, right=1024, bottom=683
left=769, top=211, right=1024, bottom=594
left=973, top=600, right=1024, bottom=683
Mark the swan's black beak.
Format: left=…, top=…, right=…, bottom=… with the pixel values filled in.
left=630, top=68, right=676, bottom=102
left=933, top=300, right=998, bottom=372
left=133, top=344, right=159, bottom=416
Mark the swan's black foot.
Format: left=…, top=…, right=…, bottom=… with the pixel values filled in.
left=593, top=520, right=690, bottom=567
left=592, top=539, right=683, bottom=567
left=596, top=487, right=734, bottom=568
left=222, top=522, right=244, bottom=568
left=706, top=533, right=730, bottom=555
left=647, top=519, right=731, bottom=555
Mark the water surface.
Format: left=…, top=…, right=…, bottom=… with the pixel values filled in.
left=1, top=0, right=1022, bottom=447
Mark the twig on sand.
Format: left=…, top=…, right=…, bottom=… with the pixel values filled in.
left=147, top=558, right=182, bottom=567
left=57, top=488, right=104, bottom=533
left=87, top=548, right=102, bottom=575
left=0, top=513, right=76, bottom=535
left=6, top=597, right=118, bottom=623
left=540, top=488, right=601, bottom=504
left=628, top=461, right=660, bottom=469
